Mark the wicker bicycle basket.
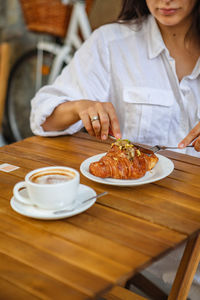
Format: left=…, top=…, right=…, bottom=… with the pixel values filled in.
left=19, top=0, right=72, bottom=38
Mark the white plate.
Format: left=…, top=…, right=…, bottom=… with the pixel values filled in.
left=10, top=184, right=96, bottom=220
left=80, top=153, right=174, bottom=186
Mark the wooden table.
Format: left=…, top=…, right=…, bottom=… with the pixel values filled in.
left=0, top=133, right=200, bottom=300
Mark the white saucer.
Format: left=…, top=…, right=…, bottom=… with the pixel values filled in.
left=10, top=184, right=96, bottom=220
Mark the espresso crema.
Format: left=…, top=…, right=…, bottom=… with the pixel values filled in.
left=30, top=169, right=75, bottom=185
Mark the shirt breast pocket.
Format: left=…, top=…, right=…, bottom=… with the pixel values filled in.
left=122, top=87, right=174, bottom=145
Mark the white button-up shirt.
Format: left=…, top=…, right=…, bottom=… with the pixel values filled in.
left=30, top=15, right=200, bottom=157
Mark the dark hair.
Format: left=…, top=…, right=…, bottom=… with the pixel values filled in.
left=118, top=0, right=150, bottom=23
left=118, top=0, right=200, bottom=41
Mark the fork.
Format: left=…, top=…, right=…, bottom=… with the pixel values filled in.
left=150, top=145, right=193, bottom=153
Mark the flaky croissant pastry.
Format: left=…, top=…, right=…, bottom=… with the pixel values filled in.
left=89, top=139, right=158, bottom=179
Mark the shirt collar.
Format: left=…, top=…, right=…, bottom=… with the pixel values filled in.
left=146, top=16, right=200, bottom=79
left=188, top=57, right=200, bottom=80
left=147, top=15, right=166, bottom=59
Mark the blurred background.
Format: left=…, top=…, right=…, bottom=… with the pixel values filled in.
left=0, top=0, right=121, bottom=145
left=0, top=1, right=200, bottom=299
left=0, top=0, right=122, bottom=62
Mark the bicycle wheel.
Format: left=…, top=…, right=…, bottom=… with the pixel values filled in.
left=3, top=49, right=58, bottom=142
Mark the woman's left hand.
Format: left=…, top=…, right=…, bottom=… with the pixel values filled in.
left=178, top=122, right=200, bottom=152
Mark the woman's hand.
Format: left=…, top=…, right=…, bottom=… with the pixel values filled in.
left=178, top=122, right=200, bottom=152
left=75, top=100, right=121, bottom=140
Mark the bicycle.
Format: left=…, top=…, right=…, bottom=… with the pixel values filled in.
left=3, top=0, right=93, bottom=142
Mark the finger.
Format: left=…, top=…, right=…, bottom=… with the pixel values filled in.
left=99, top=112, right=110, bottom=140
left=92, top=120, right=101, bottom=138
left=178, top=122, right=200, bottom=148
left=89, top=113, right=101, bottom=138
left=105, top=103, right=121, bottom=139
left=94, top=103, right=110, bottom=140
left=194, top=138, right=200, bottom=152
left=79, top=112, right=95, bottom=137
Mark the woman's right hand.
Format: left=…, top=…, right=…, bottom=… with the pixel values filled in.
left=75, top=100, right=121, bottom=140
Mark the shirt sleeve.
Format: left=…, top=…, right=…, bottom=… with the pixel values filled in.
left=30, top=26, right=110, bottom=136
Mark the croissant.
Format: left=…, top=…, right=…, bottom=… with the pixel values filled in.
left=89, top=139, right=158, bottom=179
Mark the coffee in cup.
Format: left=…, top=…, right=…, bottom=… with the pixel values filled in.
left=13, top=166, right=80, bottom=210
left=30, top=169, right=75, bottom=185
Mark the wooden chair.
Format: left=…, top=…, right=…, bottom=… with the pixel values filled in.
left=102, top=286, right=147, bottom=300
left=0, top=42, right=11, bottom=132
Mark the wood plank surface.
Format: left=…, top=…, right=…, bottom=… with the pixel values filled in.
left=0, top=253, right=86, bottom=300
left=0, top=133, right=200, bottom=299
left=0, top=275, right=40, bottom=300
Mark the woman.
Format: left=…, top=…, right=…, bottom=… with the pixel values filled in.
left=30, top=0, right=200, bottom=156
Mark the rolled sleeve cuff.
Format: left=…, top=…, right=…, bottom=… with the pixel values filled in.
left=30, top=98, right=83, bottom=136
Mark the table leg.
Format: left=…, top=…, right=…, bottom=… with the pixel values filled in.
left=168, top=233, right=200, bottom=300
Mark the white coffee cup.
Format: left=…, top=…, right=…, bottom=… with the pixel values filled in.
left=13, top=166, right=80, bottom=210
